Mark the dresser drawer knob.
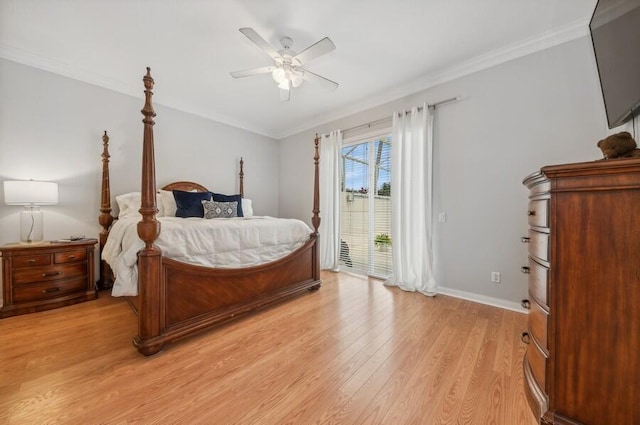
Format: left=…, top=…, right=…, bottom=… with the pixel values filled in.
left=521, top=236, right=530, bottom=243
left=521, top=266, right=530, bottom=274
left=42, top=287, right=61, bottom=294
left=42, top=271, right=61, bottom=277
left=521, top=331, right=530, bottom=344
left=27, top=259, right=36, bottom=264
left=521, top=299, right=531, bottom=309
left=67, top=255, right=76, bottom=260
left=527, top=210, right=536, bottom=216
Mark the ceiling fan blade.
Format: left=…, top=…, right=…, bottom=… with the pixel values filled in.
left=280, top=86, right=291, bottom=102
left=302, top=69, right=339, bottom=91
left=293, top=37, right=336, bottom=65
left=239, top=28, right=282, bottom=61
left=230, top=66, right=275, bottom=78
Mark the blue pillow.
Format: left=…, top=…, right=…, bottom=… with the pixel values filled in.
left=172, top=190, right=212, bottom=218
left=210, top=192, right=243, bottom=217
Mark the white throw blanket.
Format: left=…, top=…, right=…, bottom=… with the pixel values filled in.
left=102, top=216, right=313, bottom=296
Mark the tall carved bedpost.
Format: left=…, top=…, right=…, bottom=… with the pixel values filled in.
left=97, top=131, right=115, bottom=290
left=311, top=134, right=321, bottom=284
left=239, top=157, right=244, bottom=198
left=134, top=67, right=163, bottom=355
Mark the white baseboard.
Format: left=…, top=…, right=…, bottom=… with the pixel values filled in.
left=437, top=286, right=527, bottom=314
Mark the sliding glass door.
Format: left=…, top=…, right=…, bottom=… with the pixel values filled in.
left=340, top=133, right=392, bottom=278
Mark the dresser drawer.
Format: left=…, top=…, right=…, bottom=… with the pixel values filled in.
left=528, top=230, right=549, bottom=263
left=54, top=249, right=87, bottom=264
left=528, top=200, right=549, bottom=228
left=11, top=253, right=51, bottom=268
left=527, top=343, right=547, bottom=391
left=12, top=263, right=87, bottom=285
left=529, top=299, right=548, bottom=353
left=12, top=278, right=87, bottom=303
left=528, top=258, right=548, bottom=307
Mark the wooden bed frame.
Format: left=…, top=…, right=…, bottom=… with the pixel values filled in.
left=98, top=68, right=321, bottom=355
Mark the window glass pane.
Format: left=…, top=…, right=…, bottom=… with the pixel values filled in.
left=372, top=137, right=391, bottom=277
left=340, top=134, right=392, bottom=278
left=340, top=142, right=369, bottom=274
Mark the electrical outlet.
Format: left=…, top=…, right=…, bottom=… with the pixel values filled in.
left=491, top=271, right=501, bottom=283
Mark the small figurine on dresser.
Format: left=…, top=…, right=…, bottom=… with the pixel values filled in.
left=597, top=131, right=640, bottom=159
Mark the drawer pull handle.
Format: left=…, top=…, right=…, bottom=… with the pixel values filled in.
left=521, top=331, right=530, bottom=344
left=42, top=271, right=61, bottom=277
left=42, top=287, right=61, bottom=294
left=527, top=210, right=536, bottom=216
left=521, top=266, right=530, bottom=274
left=67, top=255, right=76, bottom=260
left=521, top=299, right=531, bottom=309
left=27, top=259, right=36, bottom=264
left=521, top=236, right=530, bottom=243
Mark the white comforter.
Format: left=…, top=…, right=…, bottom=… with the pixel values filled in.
left=102, top=216, right=313, bottom=296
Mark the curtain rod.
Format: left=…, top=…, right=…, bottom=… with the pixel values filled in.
left=325, top=96, right=459, bottom=137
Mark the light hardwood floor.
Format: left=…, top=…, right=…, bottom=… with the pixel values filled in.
left=0, top=271, right=536, bottom=425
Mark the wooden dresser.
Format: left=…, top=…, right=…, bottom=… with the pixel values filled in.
left=522, top=158, right=640, bottom=425
left=0, top=239, right=98, bottom=318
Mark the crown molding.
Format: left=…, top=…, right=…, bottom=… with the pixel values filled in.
left=0, top=42, right=278, bottom=139
left=1, top=17, right=590, bottom=141
left=276, top=18, right=591, bottom=139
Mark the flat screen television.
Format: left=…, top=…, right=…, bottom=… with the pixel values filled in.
left=589, top=0, right=640, bottom=129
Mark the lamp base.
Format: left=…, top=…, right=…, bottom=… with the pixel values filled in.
left=20, top=206, right=44, bottom=243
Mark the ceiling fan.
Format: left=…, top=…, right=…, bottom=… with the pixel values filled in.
left=230, top=28, right=338, bottom=102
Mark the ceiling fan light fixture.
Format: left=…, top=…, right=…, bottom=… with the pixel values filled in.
left=291, top=71, right=304, bottom=88
left=232, top=28, right=338, bottom=100
left=278, top=79, right=291, bottom=90
left=272, top=67, right=285, bottom=83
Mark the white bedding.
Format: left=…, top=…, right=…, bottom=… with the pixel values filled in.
left=102, top=216, right=313, bottom=296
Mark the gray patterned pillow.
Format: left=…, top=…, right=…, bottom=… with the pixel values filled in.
left=202, top=200, right=238, bottom=218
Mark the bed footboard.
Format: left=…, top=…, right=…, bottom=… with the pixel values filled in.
left=134, top=236, right=320, bottom=354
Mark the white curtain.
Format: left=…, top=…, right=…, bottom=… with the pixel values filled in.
left=319, top=130, right=342, bottom=270
left=385, top=104, right=437, bottom=296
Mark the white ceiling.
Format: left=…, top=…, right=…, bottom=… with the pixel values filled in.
left=0, top=0, right=597, bottom=139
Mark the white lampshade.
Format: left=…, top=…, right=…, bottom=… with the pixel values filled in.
left=4, top=180, right=59, bottom=243
left=4, top=180, right=58, bottom=205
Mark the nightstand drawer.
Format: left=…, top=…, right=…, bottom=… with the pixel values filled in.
left=1, top=239, right=98, bottom=318
left=13, top=278, right=87, bottom=302
left=12, top=263, right=87, bottom=285
left=54, top=249, right=87, bottom=264
left=12, top=253, right=51, bottom=268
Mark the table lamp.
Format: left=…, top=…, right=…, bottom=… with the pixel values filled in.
left=3, top=180, right=59, bottom=243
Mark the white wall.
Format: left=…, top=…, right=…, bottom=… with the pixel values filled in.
left=0, top=59, right=280, bottom=248
left=279, top=36, right=614, bottom=308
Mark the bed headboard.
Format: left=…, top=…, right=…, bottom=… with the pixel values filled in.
left=162, top=182, right=209, bottom=192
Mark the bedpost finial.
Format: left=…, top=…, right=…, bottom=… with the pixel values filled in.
left=143, top=67, right=155, bottom=91
left=141, top=67, right=156, bottom=125
left=102, top=131, right=109, bottom=144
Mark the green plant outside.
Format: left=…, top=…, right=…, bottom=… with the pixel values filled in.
left=374, top=233, right=392, bottom=247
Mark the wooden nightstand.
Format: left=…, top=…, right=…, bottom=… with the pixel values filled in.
left=0, top=239, right=98, bottom=318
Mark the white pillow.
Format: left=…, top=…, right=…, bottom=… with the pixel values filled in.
left=115, top=192, right=142, bottom=218
left=242, top=198, right=253, bottom=217
left=158, top=190, right=177, bottom=217
left=116, top=191, right=175, bottom=218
